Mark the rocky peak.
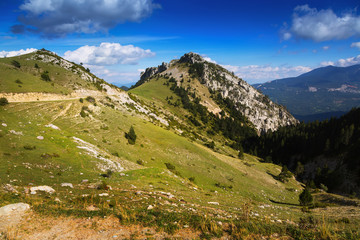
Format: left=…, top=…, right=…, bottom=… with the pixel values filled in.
left=133, top=52, right=298, bottom=132
left=140, top=62, right=170, bottom=82
left=179, top=52, right=205, bottom=64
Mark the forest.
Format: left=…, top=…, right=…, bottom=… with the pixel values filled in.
left=244, top=108, right=360, bottom=196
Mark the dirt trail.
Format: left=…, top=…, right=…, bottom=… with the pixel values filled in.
left=0, top=90, right=103, bottom=103
left=0, top=92, right=78, bottom=102
left=49, top=102, right=73, bottom=123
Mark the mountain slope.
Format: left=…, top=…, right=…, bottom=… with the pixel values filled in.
left=254, top=64, right=360, bottom=120
left=132, top=52, right=298, bottom=133
left=0, top=50, right=303, bottom=237
left=0, top=50, right=359, bottom=239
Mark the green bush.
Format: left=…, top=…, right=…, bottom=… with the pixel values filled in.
left=11, top=60, right=21, bottom=68
left=24, top=145, right=36, bottom=150
left=0, top=98, right=9, bottom=106
left=165, top=162, right=175, bottom=171
left=41, top=71, right=51, bottom=81
left=276, top=165, right=292, bottom=183
left=80, top=110, right=87, bottom=118
left=86, top=96, right=96, bottom=103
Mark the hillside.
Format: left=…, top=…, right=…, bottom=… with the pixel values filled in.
left=244, top=107, right=360, bottom=196
left=0, top=50, right=359, bottom=239
left=132, top=52, right=298, bottom=133
left=254, top=64, right=360, bottom=121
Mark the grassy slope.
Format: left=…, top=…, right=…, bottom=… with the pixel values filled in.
left=0, top=52, right=98, bottom=94
left=0, top=56, right=359, bottom=238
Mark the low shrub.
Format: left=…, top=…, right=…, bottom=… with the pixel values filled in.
left=0, top=98, right=9, bottom=106
left=24, top=145, right=36, bottom=150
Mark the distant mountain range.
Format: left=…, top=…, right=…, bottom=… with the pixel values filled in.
left=254, top=64, right=360, bottom=121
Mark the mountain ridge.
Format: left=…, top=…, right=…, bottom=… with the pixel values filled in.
left=254, top=64, right=360, bottom=120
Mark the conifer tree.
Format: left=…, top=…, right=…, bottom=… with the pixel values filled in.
left=125, top=126, right=137, bottom=145
left=299, top=187, right=313, bottom=206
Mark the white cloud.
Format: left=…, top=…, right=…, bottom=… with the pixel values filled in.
left=201, top=55, right=217, bottom=64
left=283, top=5, right=360, bottom=42
left=351, top=42, right=360, bottom=49
left=282, top=32, right=292, bottom=41
left=0, top=48, right=37, bottom=58
left=64, top=42, right=155, bottom=66
left=86, top=64, right=141, bottom=84
left=14, top=0, right=160, bottom=37
left=321, top=55, right=360, bottom=67
left=322, top=46, right=330, bottom=50
left=222, top=64, right=312, bottom=83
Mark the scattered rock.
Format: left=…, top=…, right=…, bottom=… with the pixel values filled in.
left=45, top=124, right=60, bottom=130
left=9, top=130, right=23, bottom=135
left=3, top=184, right=18, bottom=193
left=0, top=203, right=30, bottom=216
left=86, top=205, right=99, bottom=211
left=208, top=202, right=219, bottom=205
left=55, top=197, right=61, bottom=202
left=61, top=183, right=74, bottom=188
left=147, top=205, right=154, bottom=210
left=37, top=136, right=44, bottom=140
left=81, top=179, right=89, bottom=183
left=99, top=193, right=109, bottom=197
left=157, top=191, right=175, bottom=199
left=30, top=186, right=55, bottom=194
left=88, top=184, right=97, bottom=189
left=1, top=123, right=7, bottom=127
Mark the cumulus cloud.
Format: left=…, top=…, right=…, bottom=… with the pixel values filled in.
left=283, top=5, right=360, bottom=42
left=64, top=42, right=155, bottom=65
left=351, top=42, right=360, bottom=49
left=321, top=55, right=360, bottom=67
left=222, top=64, right=312, bottom=83
left=0, top=48, right=37, bottom=58
left=322, top=46, right=330, bottom=50
left=13, top=0, right=160, bottom=37
left=86, top=65, right=142, bottom=84
left=201, top=55, right=217, bottom=64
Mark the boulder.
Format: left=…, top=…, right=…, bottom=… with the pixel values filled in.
left=30, top=186, right=55, bottom=194
left=61, top=183, right=74, bottom=188
left=0, top=203, right=30, bottom=216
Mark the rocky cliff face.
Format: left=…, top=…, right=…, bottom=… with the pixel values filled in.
left=180, top=53, right=298, bottom=132
left=132, top=62, right=170, bottom=89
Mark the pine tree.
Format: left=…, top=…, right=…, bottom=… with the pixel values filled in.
left=125, top=126, right=137, bottom=145
left=299, top=187, right=313, bottom=206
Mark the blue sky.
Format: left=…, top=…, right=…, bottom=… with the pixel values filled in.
left=1, top=0, right=360, bottom=86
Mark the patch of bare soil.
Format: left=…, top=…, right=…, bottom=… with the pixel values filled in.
left=2, top=213, right=200, bottom=240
